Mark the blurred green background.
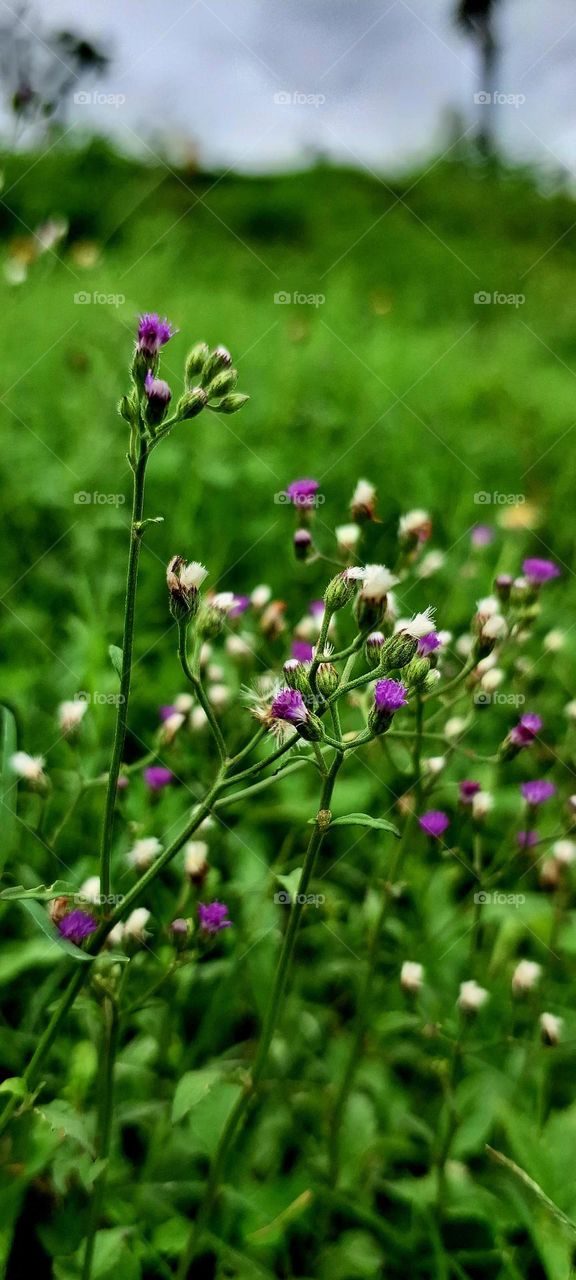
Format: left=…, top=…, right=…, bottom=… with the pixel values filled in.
left=1, top=141, right=575, bottom=738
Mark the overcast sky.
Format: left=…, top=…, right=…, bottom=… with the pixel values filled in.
left=12, top=0, right=576, bottom=176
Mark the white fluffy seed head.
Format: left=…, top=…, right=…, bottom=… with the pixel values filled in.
left=10, top=751, right=45, bottom=782
left=58, top=699, right=88, bottom=733
left=512, top=959, right=542, bottom=993
left=208, top=683, right=229, bottom=708
left=174, top=693, right=194, bottom=713
left=552, top=839, right=576, bottom=865
left=482, top=614, right=508, bottom=642
left=180, top=561, right=208, bottom=591
left=398, top=509, right=431, bottom=540
left=124, top=907, right=151, bottom=941
left=127, top=837, right=162, bottom=870
left=185, top=840, right=209, bottom=877
left=251, top=584, right=271, bottom=609
left=190, top=706, right=209, bottom=731
left=335, top=522, right=361, bottom=552
left=472, top=790, right=493, bottom=820
left=401, top=607, right=436, bottom=639
left=161, top=711, right=185, bottom=743
left=480, top=668, right=504, bottom=693
left=351, top=478, right=376, bottom=513
left=401, top=960, right=424, bottom=993
left=458, top=979, right=489, bottom=1013
left=425, top=756, right=446, bottom=775
left=360, top=564, right=399, bottom=601
left=444, top=716, right=468, bottom=741
left=78, top=876, right=101, bottom=904
left=540, top=1011, right=563, bottom=1045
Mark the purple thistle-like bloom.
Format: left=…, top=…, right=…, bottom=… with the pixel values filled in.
left=292, top=639, right=314, bottom=662
left=228, top=595, right=251, bottom=618
left=521, top=779, right=556, bottom=806
left=198, top=901, right=232, bottom=935
left=517, top=830, right=539, bottom=848
left=471, top=524, right=494, bottom=548
left=137, top=313, right=175, bottom=355
left=159, top=704, right=177, bottom=722
left=419, top=810, right=450, bottom=838
left=510, top=713, right=542, bottom=748
left=418, top=631, right=441, bottom=656
left=374, top=679, right=409, bottom=713
left=58, top=909, right=97, bottom=945
left=522, top=558, right=560, bottom=586
left=459, top=780, right=481, bottom=804
left=144, top=370, right=171, bottom=421
left=144, top=765, right=173, bottom=791
left=285, top=478, right=319, bottom=507
left=271, top=687, right=309, bottom=724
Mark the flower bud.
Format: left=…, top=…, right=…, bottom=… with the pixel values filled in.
left=368, top=678, right=409, bottom=735
left=324, top=567, right=365, bottom=612
left=143, top=370, right=171, bottom=427
left=184, top=840, right=209, bottom=885
left=402, top=656, right=431, bottom=690
left=209, top=392, right=250, bottom=414
left=458, top=979, right=489, bottom=1015
left=201, top=346, right=232, bottom=384
left=283, top=658, right=311, bottom=695
left=176, top=387, right=208, bottom=420
left=206, top=367, right=238, bottom=399
left=294, top=528, right=313, bottom=562
left=196, top=600, right=230, bottom=641
left=316, top=662, right=339, bottom=699
left=350, top=479, right=377, bottom=523
left=166, top=556, right=208, bottom=620
left=365, top=632, right=386, bottom=668
left=118, top=394, right=135, bottom=424
left=185, top=342, right=210, bottom=383
left=540, top=1012, right=563, bottom=1045
left=400, top=960, right=424, bottom=994
left=512, top=959, right=542, bottom=995
left=379, top=633, right=418, bottom=672
left=170, top=917, right=192, bottom=950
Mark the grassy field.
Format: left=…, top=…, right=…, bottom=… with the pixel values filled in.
left=1, top=142, right=576, bottom=1279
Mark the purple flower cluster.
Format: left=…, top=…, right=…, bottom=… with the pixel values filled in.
left=419, top=810, right=449, bottom=838
left=374, top=679, right=409, bottom=713
left=417, top=631, right=441, bottom=656
left=271, top=688, right=309, bottom=725
left=144, top=766, right=173, bottom=791
left=510, top=713, right=542, bottom=748
left=459, top=780, right=481, bottom=804
left=198, top=901, right=232, bottom=935
left=57, top=909, right=97, bottom=945
left=521, top=780, right=556, bottom=806
left=137, top=313, right=175, bottom=356
left=285, top=478, right=319, bottom=507
left=522, top=558, right=560, bottom=586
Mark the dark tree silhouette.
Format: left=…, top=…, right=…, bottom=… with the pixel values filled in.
left=0, top=4, right=109, bottom=140
left=456, top=0, right=502, bottom=152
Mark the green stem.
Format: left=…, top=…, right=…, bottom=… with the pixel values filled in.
left=328, top=813, right=415, bottom=1187
left=81, top=995, right=119, bottom=1280
left=177, top=621, right=227, bottom=763
left=308, top=609, right=334, bottom=693
left=176, top=752, right=344, bottom=1277
left=99, top=444, right=149, bottom=899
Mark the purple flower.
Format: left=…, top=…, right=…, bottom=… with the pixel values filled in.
left=58, top=909, right=97, bottom=945
left=144, top=370, right=171, bottom=423
left=471, top=524, right=494, bottom=547
left=271, top=688, right=309, bottom=725
left=144, top=765, right=173, bottom=791
left=137, top=313, right=175, bottom=356
left=137, top=311, right=175, bottom=355
left=294, top=529, right=313, bottom=560
left=198, top=901, right=232, bottom=935
left=418, top=631, right=441, bottom=656
left=159, top=705, right=177, bottom=722
left=285, top=478, right=319, bottom=508
left=292, top=639, right=314, bottom=662
left=459, top=780, right=481, bottom=804
left=510, top=713, right=542, bottom=748
left=309, top=600, right=325, bottom=618
left=228, top=595, right=251, bottom=618
left=521, top=780, right=556, bottom=806
left=517, top=830, right=539, bottom=848
left=522, top=558, right=560, bottom=586
left=374, top=679, right=409, bottom=713
left=419, top=810, right=449, bottom=838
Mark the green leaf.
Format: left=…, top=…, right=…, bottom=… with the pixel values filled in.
left=309, top=812, right=400, bottom=836
left=0, top=1076, right=26, bottom=1097
left=109, top=644, right=123, bottom=680
left=486, top=1146, right=576, bottom=1240
left=275, top=868, right=303, bottom=900
left=0, top=704, right=18, bottom=869
left=19, top=899, right=95, bottom=962
left=172, top=1069, right=221, bottom=1123
left=0, top=880, right=74, bottom=902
